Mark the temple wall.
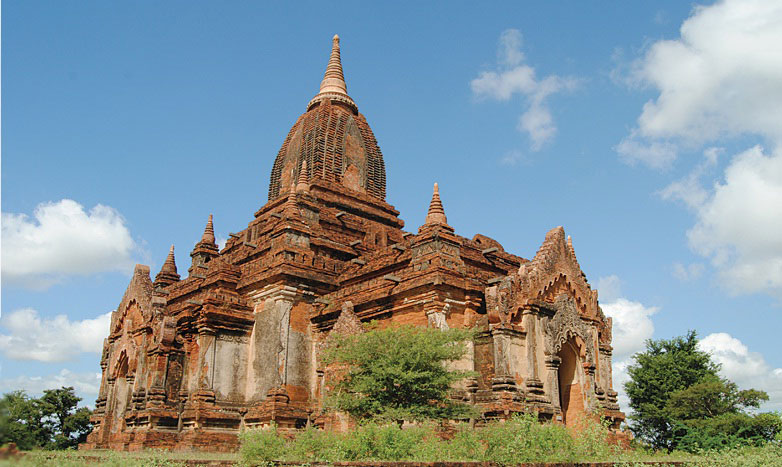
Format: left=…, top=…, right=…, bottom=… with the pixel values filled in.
left=247, top=296, right=290, bottom=401
left=213, top=335, right=248, bottom=401
left=284, top=327, right=312, bottom=403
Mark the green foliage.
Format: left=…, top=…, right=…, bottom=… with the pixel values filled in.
left=0, top=387, right=92, bottom=450
left=480, top=413, right=577, bottom=463
left=694, top=443, right=782, bottom=467
left=239, top=414, right=624, bottom=464
left=337, top=422, right=442, bottom=461
left=625, top=331, right=780, bottom=453
left=666, top=375, right=768, bottom=420
left=321, top=323, right=477, bottom=422
left=670, top=411, right=782, bottom=452
left=238, top=425, right=286, bottom=462
left=625, top=330, right=720, bottom=450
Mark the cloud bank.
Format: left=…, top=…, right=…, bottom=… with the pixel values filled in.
left=0, top=369, right=102, bottom=399
left=2, top=199, right=139, bottom=289
left=0, top=308, right=111, bottom=362
left=597, top=275, right=659, bottom=413
left=617, top=0, right=782, bottom=167
left=618, top=0, right=782, bottom=299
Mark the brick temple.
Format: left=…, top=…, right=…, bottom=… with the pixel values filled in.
left=82, top=35, right=624, bottom=451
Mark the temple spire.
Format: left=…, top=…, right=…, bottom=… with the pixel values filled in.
left=200, top=214, right=216, bottom=246
left=425, top=183, right=448, bottom=226
left=162, top=245, right=177, bottom=274
left=154, top=244, right=180, bottom=287
left=320, top=35, right=348, bottom=95
left=307, top=35, right=357, bottom=112
left=189, top=215, right=218, bottom=277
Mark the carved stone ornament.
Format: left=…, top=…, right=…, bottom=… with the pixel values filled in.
left=486, top=275, right=517, bottom=324
left=426, top=303, right=450, bottom=330
left=545, top=294, right=595, bottom=364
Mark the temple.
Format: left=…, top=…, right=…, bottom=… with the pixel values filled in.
left=82, top=35, right=624, bottom=451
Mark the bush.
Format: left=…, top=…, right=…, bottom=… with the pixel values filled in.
left=239, top=414, right=627, bottom=465
left=238, top=425, right=286, bottom=462
left=322, top=323, right=477, bottom=423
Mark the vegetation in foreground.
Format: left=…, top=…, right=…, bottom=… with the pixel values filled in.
left=4, top=328, right=782, bottom=465
left=1, top=448, right=237, bottom=466
left=238, top=415, right=782, bottom=466
left=5, top=422, right=782, bottom=466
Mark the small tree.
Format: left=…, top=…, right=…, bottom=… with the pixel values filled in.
left=0, top=387, right=92, bottom=450
left=321, top=323, right=476, bottom=423
left=624, top=330, right=720, bottom=450
left=0, top=391, right=51, bottom=450
left=625, top=331, right=781, bottom=452
left=666, top=375, right=780, bottom=451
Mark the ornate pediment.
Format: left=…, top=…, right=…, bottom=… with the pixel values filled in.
left=485, top=226, right=610, bottom=328
left=518, top=226, right=598, bottom=317
left=545, top=295, right=595, bottom=364
left=110, top=264, right=154, bottom=336
left=112, top=300, right=147, bottom=335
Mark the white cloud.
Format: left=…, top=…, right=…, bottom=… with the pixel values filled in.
left=597, top=275, right=659, bottom=413
left=0, top=308, right=111, bottom=362
left=499, top=149, right=529, bottom=167
left=622, top=0, right=782, bottom=299
left=602, top=298, right=658, bottom=364
left=618, top=0, right=782, bottom=163
left=698, top=333, right=782, bottom=411
left=671, top=262, right=704, bottom=282
left=0, top=369, right=102, bottom=400
left=1, top=199, right=139, bottom=289
left=615, top=132, right=678, bottom=169
left=659, top=147, right=721, bottom=209
left=676, top=146, right=782, bottom=296
left=497, top=28, right=524, bottom=68
left=472, top=29, right=577, bottom=151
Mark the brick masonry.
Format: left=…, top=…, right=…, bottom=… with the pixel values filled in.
left=81, top=36, right=625, bottom=452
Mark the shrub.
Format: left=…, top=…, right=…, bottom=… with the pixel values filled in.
left=481, top=414, right=577, bottom=463
left=238, top=426, right=286, bottom=463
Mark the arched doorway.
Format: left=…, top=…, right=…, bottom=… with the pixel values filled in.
left=557, top=337, right=585, bottom=425
left=111, top=352, right=130, bottom=432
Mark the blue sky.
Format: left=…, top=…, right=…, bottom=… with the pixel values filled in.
left=3, top=0, right=782, bottom=412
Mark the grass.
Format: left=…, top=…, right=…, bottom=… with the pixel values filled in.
left=3, top=416, right=781, bottom=466
left=1, top=448, right=237, bottom=466
left=238, top=414, right=782, bottom=466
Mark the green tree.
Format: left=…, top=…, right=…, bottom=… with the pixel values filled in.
left=624, top=330, right=720, bottom=450
left=625, top=331, right=781, bottom=452
left=321, top=323, right=476, bottom=423
left=0, top=391, right=51, bottom=450
left=666, top=375, right=767, bottom=421
left=666, top=376, right=780, bottom=451
left=0, top=387, right=92, bottom=450
left=40, top=387, right=93, bottom=449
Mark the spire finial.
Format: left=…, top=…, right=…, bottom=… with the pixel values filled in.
left=296, top=159, right=310, bottom=193
left=155, top=244, right=180, bottom=286
left=308, top=34, right=357, bottom=112
left=201, top=214, right=216, bottom=245
left=425, top=182, right=448, bottom=225
left=320, top=34, right=347, bottom=95
left=162, top=245, right=177, bottom=273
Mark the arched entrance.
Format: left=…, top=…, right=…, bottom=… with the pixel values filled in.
left=557, top=337, right=585, bottom=425
left=111, top=352, right=130, bottom=432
